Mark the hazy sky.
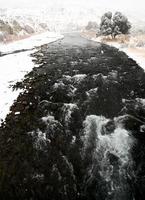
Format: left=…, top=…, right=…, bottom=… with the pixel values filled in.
left=0, top=0, right=144, bottom=12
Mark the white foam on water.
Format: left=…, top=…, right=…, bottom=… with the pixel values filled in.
left=83, top=115, right=134, bottom=196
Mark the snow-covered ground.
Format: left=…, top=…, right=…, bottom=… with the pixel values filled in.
left=0, top=32, right=63, bottom=123
left=0, top=32, right=63, bottom=53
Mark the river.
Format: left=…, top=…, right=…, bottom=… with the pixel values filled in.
left=0, top=33, right=145, bottom=199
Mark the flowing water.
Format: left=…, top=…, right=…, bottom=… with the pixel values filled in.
left=83, top=115, right=135, bottom=199
left=0, top=33, right=145, bottom=199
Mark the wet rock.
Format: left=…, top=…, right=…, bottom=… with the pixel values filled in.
left=107, top=70, right=118, bottom=81
left=93, top=73, right=106, bottom=86
left=102, top=120, right=115, bottom=135
left=107, top=152, right=120, bottom=165
left=118, top=115, right=145, bottom=140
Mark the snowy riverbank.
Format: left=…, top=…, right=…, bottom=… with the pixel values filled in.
left=117, top=46, right=145, bottom=71
left=90, top=37, right=145, bottom=71
left=0, top=31, right=63, bottom=123
left=81, top=31, right=145, bottom=71
left=95, top=38, right=145, bottom=71
left=0, top=31, right=63, bottom=53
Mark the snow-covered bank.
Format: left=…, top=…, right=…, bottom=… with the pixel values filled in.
left=87, top=35, right=145, bottom=71
left=0, top=31, right=63, bottom=53
left=0, top=51, right=33, bottom=121
left=0, top=32, right=63, bottom=123
left=119, top=47, right=145, bottom=71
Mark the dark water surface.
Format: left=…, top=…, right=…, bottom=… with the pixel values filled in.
left=0, top=33, right=145, bottom=199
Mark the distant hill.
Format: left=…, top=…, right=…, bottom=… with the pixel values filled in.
left=0, top=9, right=49, bottom=43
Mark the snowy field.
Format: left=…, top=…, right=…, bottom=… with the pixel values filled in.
left=0, top=32, right=63, bottom=123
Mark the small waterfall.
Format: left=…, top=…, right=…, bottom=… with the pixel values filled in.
left=82, top=115, right=135, bottom=200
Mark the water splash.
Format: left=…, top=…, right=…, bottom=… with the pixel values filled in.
left=82, top=115, right=134, bottom=199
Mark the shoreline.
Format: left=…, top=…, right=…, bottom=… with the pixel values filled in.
left=0, top=31, right=63, bottom=123
left=0, top=31, right=63, bottom=53
left=81, top=31, right=145, bottom=71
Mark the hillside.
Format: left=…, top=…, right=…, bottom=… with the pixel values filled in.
left=0, top=9, right=49, bottom=43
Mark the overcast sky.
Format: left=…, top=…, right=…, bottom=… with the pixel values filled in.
left=0, top=0, right=144, bottom=13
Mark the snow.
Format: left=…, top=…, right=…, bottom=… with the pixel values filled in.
left=0, top=50, right=33, bottom=122
left=0, top=31, right=63, bottom=53
left=0, top=32, right=63, bottom=123
left=122, top=48, right=145, bottom=71
left=72, top=74, right=87, bottom=83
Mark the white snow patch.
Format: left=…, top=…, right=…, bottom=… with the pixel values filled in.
left=0, top=50, right=33, bottom=122
left=72, top=74, right=87, bottom=83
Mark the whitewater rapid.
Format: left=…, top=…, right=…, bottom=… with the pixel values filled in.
left=83, top=115, right=134, bottom=199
